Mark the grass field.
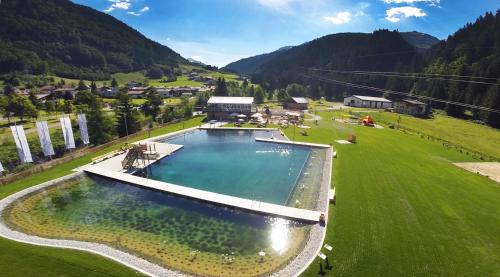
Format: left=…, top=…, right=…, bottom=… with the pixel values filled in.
left=364, top=110, right=500, bottom=160
left=280, top=110, right=499, bottom=276
left=149, top=76, right=203, bottom=87
left=0, top=117, right=206, bottom=276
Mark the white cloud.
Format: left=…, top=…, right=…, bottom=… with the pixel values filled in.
left=256, top=0, right=295, bottom=14
left=139, top=6, right=150, bottom=12
left=127, top=11, right=141, bottom=16
left=324, top=12, right=352, bottom=24
left=104, top=0, right=132, bottom=13
left=383, top=0, right=439, bottom=4
left=385, top=6, right=426, bottom=22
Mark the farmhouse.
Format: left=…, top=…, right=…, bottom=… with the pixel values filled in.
left=99, top=86, right=118, bottom=98
left=207, top=96, right=255, bottom=120
left=394, top=99, right=428, bottom=116
left=286, top=97, right=309, bottom=110
left=344, top=95, right=392, bottom=109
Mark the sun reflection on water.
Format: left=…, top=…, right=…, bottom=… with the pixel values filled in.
left=269, top=218, right=290, bottom=253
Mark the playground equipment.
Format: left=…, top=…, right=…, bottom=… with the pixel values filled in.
left=360, top=116, right=375, bottom=127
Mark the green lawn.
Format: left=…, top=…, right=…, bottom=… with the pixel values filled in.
left=0, top=117, right=206, bottom=276
left=110, top=72, right=146, bottom=86
left=362, top=110, right=500, bottom=160
left=281, top=111, right=499, bottom=276
left=149, top=76, right=203, bottom=87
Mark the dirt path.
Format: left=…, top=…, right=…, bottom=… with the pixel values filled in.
left=453, top=162, right=500, bottom=184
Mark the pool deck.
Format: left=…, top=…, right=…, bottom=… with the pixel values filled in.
left=77, top=143, right=184, bottom=173
left=83, top=166, right=322, bottom=222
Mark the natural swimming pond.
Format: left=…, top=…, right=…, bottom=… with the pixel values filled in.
left=150, top=129, right=326, bottom=209
left=3, top=174, right=312, bottom=276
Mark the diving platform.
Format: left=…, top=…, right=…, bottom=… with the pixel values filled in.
left=83, top=166, right=322, bottom=223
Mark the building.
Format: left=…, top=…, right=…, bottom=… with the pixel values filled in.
left=207, top=96, right=255, bottom=120
left=99, top=86, right=119, bottom=98
left=153, top=87, right=174, bottom=98
left=53, top=87, right=77, bottom=99
left=127, top=90, right=145, bottom=99
left=343, top=95, right=392, bottom=109
left=286, top=97, right=309, bottom=110
left=171, top=87, right=199, bottom=97
left=394, top=99, right=428, bottom=116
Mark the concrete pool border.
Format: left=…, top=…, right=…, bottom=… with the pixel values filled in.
left=0, top=126, right=333, bottom=277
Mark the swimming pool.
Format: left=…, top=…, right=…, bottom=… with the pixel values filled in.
left=148, top=129, right=325, bottom=208
left=2, top=174, right=312, bottom=276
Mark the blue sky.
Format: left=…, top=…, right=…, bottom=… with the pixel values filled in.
left=72, top=0, right=499, bottom=67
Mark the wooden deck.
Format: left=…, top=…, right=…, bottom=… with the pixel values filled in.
left=83, top=166, right=322, bottom=222
left=255, top=138, right=332, bottom=148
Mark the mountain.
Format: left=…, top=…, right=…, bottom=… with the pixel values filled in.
left=187, top=58, right=206, bottom=66
left=252, top=30, right=424, bottom=97
left=400, top=31, right=440, bottom=51
left=222, top=46, right=292, bottom=75
left=0, top=0, right=185, bottom=80
left=414, top=10, right=500, bottom=127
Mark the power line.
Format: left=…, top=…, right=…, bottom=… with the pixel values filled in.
left=305, top=68, right=500, bottom=86
left=301, top=73, right=500, bottom=114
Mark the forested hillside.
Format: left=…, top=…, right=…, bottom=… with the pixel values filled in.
left=252, top=30, right=424, bottom=99
left=413, top=11, right=500, bottom=127
left=0, top=0, right=184, bottom=80
left=222, top=46, right=292, bottom=75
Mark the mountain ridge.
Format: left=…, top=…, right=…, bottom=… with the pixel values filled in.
left=0, top=0, right=185, bottom=80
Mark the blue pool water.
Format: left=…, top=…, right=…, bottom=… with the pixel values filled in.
left=148, top=130, right=311, bottom=205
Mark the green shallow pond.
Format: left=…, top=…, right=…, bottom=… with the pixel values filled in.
left=3, top=174, right=312, bottom=276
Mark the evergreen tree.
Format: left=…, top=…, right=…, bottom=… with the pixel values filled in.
left=90, top=81, right=97, bottom=93
left=77, top=79, right=87, bottom=91
left=214, top=77, right=228, bottom=96
left=143, top=89, right=163, bottom=121
left=111, top=78, right=118, bottom=88
left=254, top=86, right=265, bottom=104
left=87, top=96, right=116, bottom=144
left=115, top=91, right=141, bottom=137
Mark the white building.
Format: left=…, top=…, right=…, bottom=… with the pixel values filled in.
left=344, top=95, right=392, bottom=109
left=207, top=96, right=255, bottom=120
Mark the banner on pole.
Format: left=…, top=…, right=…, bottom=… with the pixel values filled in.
left=10, top=125, right=33, bottom=163
left=77, top=114, right=90, bottom=145
left=0, top=161, right=4, bottom=172
left=36, top=121, right=55, bottom=156
left=60, top=117, right=76, bottom=149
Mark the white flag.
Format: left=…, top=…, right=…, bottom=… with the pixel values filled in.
left=0, top=161, right=4, bottom=172
left=10, top=125, right=33, bottom=163
left=36, top=121, right=55, bottom=156
left=60, top=117, right=75, bottom=149
left=77, top=114, right=90, bottom=145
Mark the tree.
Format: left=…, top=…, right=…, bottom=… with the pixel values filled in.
left=214, top=77, right=228, bottom=96
left=111, top=78, right=118, bottom=88
left=3, top=84, right=15, bottom=97
left=45, top=100, right=55, bottom=115
left=77, top=79, right=87, bottom=91
left=63, top=99, right=74, bottom=114
left=276, top=89, right=290, bottom=105
left=5, top=95, right=38, bottom=120
left=90, top=81, right=97, bottom=93
left=142, top=89, right=163, bottom=121
left=254, top=86, right=264, bottom=104
left=115, top=91, right=142, bottom=137
left=28, top=91, right=40, bottom=107
left=286, top=83, right=306, bottom=97
left=75, top=90, right=95, bottom=105
left=178, top=96, right=193, bottom=118
left=87, top=96, right=116, bottom=144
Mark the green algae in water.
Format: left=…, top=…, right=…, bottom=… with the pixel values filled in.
left=4, top=175, right=311, bottom=277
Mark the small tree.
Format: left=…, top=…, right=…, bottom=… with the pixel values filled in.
left=143, top=89, right=163, bottom=121
left=77, top=79, right=87, bottom=91
left=115, top=91, right=142, bottom=137
left=111, top=78, right=118, bottom=88
left=254, top=86, right=264, bottom=104
left=87, top=96, right=116, bottom=144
